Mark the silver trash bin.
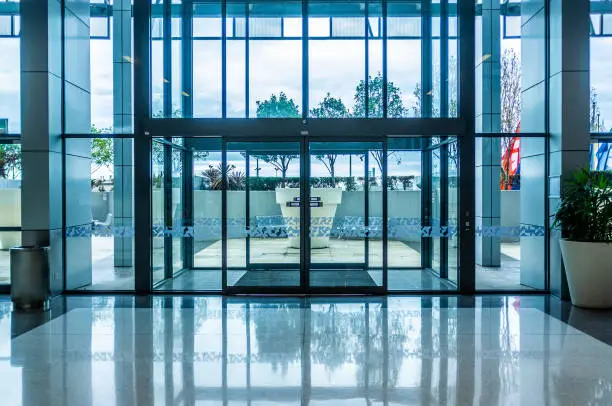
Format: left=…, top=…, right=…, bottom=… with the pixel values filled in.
left=10, top=246, right=51, bottom=311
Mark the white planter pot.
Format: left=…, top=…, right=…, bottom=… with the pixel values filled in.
left=276, top=188, right=342, bottom=249
left=0, top=188, right=21, bottom=250
left=559, top=239, right=612, bottom=308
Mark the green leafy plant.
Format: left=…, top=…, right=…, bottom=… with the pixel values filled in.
left=0, top=144, right=20, bottom=179
left=553, top=168, right=612, bottom=242
left=201, top=163, right=245, bottom=191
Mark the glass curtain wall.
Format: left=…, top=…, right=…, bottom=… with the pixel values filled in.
left=474, top=0, right=548, bottom=290
left=63, top=0, right=136, bottom=291
left=48, top=0, right=557, bottom=293
left=0, top=0, right=21, bottom=288
left=149, top=0, right=458, bottom=119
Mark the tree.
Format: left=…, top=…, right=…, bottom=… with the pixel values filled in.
left=353, top=73, right=407, bottom=118
left=90, top=125, right=114, bottom=176
left=258, top=155, right=297, bottom=180
left=310, top=93, right=349, bottom=119
left=591, top=87, right=606, bottom=132
left=411, top=56, right=458, bottom=118
left=500, top=48, right=521, bottom=134
left=253, top=93, right=301, bottom=180
left=202, top=163, right=245, bottom=191
left=0, top=144, right=20, bottom=179
left=256, top=92, right=300, bottom=118
left=310, top=93, right=350, bottom=182
left=91, top=138, right=114, bottom=175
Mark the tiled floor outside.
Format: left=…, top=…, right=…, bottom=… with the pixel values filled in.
left=0, top=237, right=527, bottom=290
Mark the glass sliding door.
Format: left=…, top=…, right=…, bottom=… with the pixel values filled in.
left=154, top=137, right=224, bottom=291
left=308, top=141, right=384, bottom=290
left=387, top=138, right=424, bottom=290
left=152, top=139, right=188, bottom=288
left=224, top=141, right=303, bottom=291
left=387, top=137, right=458, bottom=291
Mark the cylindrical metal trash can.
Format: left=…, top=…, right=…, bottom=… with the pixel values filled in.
left=10, top=246, right=51, bottom=311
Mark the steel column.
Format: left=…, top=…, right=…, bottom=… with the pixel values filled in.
left=134, top=0, right=153, bottom=293
left=458, top=0, right=476, bottom=294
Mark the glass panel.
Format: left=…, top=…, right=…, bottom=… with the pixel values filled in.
left=154, top=137, right=223, bottom=291
left=249, top=1, right=302, bottom=118
left=308, top=1, right=365, bottom=118
left=193, top=148, right=222, bottom=270
left=387, top=140, right=421, bottom=276
left=309, top=141, right=382, bottom=288
left=0, top=142, right=20, bottom=284
left=0, top=233, right=18, bottom=284
left=151, top=14, right=165, bottom=117
left=226, top=141, right=302, bottom=289
left=448, top=139, right=458, bottom=283
left=65, top=138, right=134, bottom=290
left=172, top=147, right=184, bottom=274
left=152, top=141, right=166, bottom=285
left=432, top=143, right=441, bottom=272
left=369, top=1, right=384, bottom=116
left=193, top=3, right=223, bottom=117
left=0, top=4, right=20, bottom=133
left=62, top=0, right=135, bottom=133
left=475, top=136, right=546, bottom=290
left=590, top=1, right=612, bottom=132
left=387, top=137, right=457, bottom=291
left=386, top=1, right=421, bottom=118
left=475, top=0, right=545, bottom=133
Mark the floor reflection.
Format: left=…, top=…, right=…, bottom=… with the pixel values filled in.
left=1, top=296, right=612, bottom=405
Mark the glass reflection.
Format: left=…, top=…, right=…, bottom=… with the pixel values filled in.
left=4, top=296, right=592, bottom=405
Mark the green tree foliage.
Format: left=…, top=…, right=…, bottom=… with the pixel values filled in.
left=91, top=138, right=114, bottom=174
left=0, top=144, right=20, bottom=179
left=256, top=92, right=300, bottom=118
left=253, top=93, right=301, bottom=178
left=310, top=93, right=349, bottom=118
left=201, top=163, right=245, bottom=190
left=353, top=73, right=407, bottom=118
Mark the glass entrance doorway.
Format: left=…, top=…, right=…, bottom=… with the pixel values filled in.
left=225, top=141, right=303, bottom=291
left=308, top=142, right=384, bottom=290
left=152, top=137, right=458, bottom=293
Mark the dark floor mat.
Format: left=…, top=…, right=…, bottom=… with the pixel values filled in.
left=234, top=270, right=301, bottom=287
left=235, top=269, right=377, bottom=287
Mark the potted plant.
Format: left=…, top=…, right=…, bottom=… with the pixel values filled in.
left=553, top=168, right=612, bottom=308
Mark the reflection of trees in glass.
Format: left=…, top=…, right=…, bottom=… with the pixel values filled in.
left=309, top=305, right=408, bottom=389
left=252, top=304, right=302, bottom=375
left=310, top=304, right=364, bottom=373
left=411, top=56, right=459, bottom=119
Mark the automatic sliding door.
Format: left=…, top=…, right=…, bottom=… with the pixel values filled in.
left=308, top=142, right=384, bottom=290
left=387, top=137, right=458, bottom=291
left=225, top=141, right=302, bottom=291
left=151, top=139, right=187, bottom=288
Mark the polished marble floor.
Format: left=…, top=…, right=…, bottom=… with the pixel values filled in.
left=1, top=295, right=612, bottom=405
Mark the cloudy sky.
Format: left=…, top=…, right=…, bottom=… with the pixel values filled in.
left=1, top=17, right=611, bottom=137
